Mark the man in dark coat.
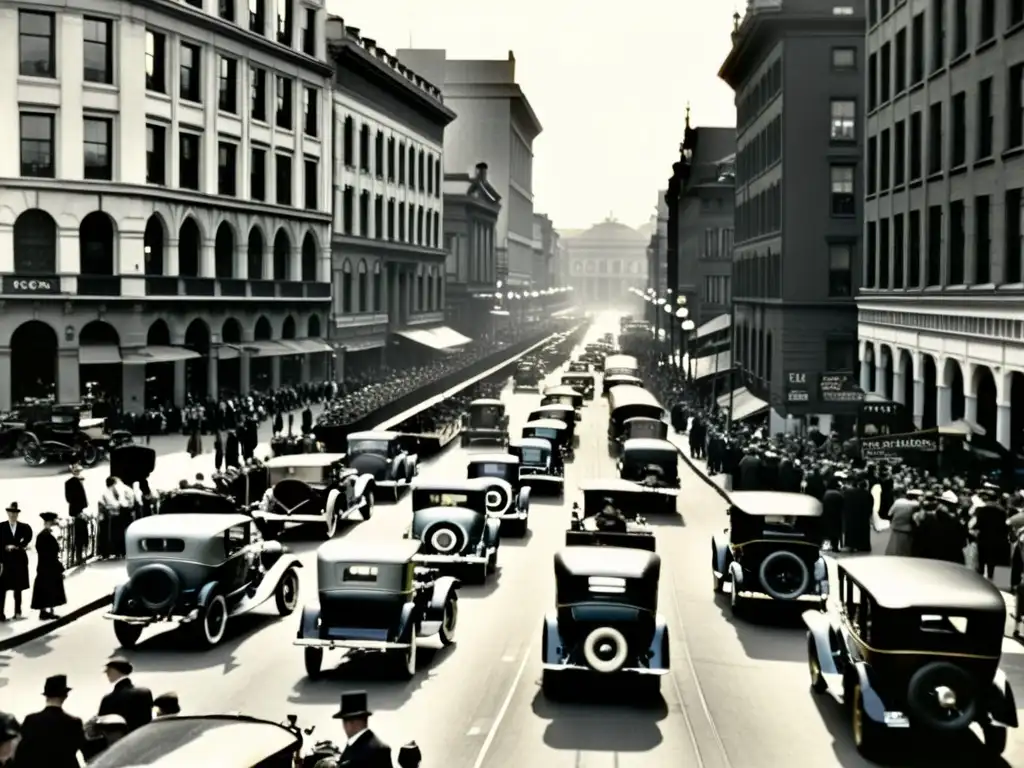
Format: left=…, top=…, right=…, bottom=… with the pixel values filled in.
left=736, top=449, right=761, bottom=492
left=31, top=512, right=66, bottom=619
left=331, top=691, right=392, bottom=768
left=821, top=476, right=845, bottom=550
left=273, top=411, right=284, bottom=436
left=302, top=406, right=314, bottom=434
left=971, top=484, right=1009, bottom=579
left=63, top=465, right=89, bottom=565
left=97, top=657, right=153, bottom=734
left=14, top=675, right=84, bottom=768
left=0, top=503, right=32, bottom=621
left=225, top=431, right=241, bottom=469
left=841, top=475, right=874, bottom=552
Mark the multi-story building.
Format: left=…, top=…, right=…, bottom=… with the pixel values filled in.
left=647, top=190, right=669, bottom=296
left=532, top=213, right=556, bottom=291
left=859, top=0, right=1024, bottom=450
left=564, top=218, right=648, bottom=309
left=719, top=0, right=865, bottom=433
left=395, top=49, right=542, bottom=288
left=325, top=20, right=460, bottom=366
left=0, top=0, right=334, bottom=411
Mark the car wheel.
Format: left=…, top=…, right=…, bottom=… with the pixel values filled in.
left=322, top=507, right=338, bottom=539
left=851, top=684, right=886, bottom=758
left=80, top=442, right=99, bottom=467
left=758, top=550, right=811, bottom=600
left=712, top=568, right=724, bottom=594
left=113, top=621, right=143, bottom=649
left=510, top=518, right=528, bottom=538
left=438, top=597, right=458, bottom=646
left=983, top=724, right=1008, bottom=755
left=807, top=637, right=827, bottom=694
left=304, top=647, right=324, bottom=679
left=274, top=568, right=299, bottom=616
left=397, top=625, right=417, bottom=680
left=23, top=442, right=44, bottom=466
left=196, top=593, right=229, bottom=648
left=360, top=490, right=374, bottom=521
left=582, top=626, right=629, bottom=673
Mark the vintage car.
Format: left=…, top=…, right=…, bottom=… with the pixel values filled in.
left=522, top=419, right=573, bottom=461
left=541, top=546, right=668, bottom=698
left=617, top=438, right=679, bottom=514
left=156, top=487, right=239, bottom=516
left=21, top=406, right=109, bottom=467
left=603, top=354, right=640, bottom=378
left=568, top=479, right=655, bottom=551
left=602, top=374, right=645, bottom=396
left=607, top=386, right=665, bottom=443
left=541, top=386, right=584, bottom=416
left=214, top=462, right=270, bottom=510
left=256, top=454, right=375, bottom=539
left=104, top=513, right=302, bottom=648
left=466, top=454, right=532, bottom=536
left=621, top=416, right=668, bottom=442
left=804, top=557, right=1016, bottom=758
left=528, top=405, right=577, bottom=444
left=296, top=539, right=459, bottom=680
left=406, top=480, right=502, bottom=583
left=712, top=491, right=828, bottom=612
left=509, top=438, right=564, bottom=496
left=513, top=361, right=544, bottom=391
left=567, top=360, right=591, bottom=373
left=110, top=443, right=157, bottom=486
left=561, top=373, right=595, bottom=399
left=460, top=398, right=509, bottom=447
left=345, top=431, right=418, bottom=500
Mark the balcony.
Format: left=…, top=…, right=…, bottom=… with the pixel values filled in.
left=141, top=278, right=332, bottom=300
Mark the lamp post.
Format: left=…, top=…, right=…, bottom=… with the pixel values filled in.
left=681, top=318, right=696, bottom=381
left=675, top=305, right=689, bottom=371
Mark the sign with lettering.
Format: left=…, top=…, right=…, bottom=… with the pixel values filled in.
left=818, top=373, right=865, bottom=403
left=3, top=276, right=59, bottom=295
left=785, top=371, right=810, bottom=403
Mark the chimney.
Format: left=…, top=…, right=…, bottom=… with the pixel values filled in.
left=345, top=26, right=360, bottom=38
left=324, top=16, right=344, bottom=41
left=363, top=37, right=376, bottom=49
left=475, top=162, right=488, bottom=182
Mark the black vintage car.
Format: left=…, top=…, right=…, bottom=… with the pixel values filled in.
left=568, top=479, right=655, bottom=551
left=466, top=454, right=531, bottom=536
left=621, top=416, right=668, bottom=442
left=460, top=398, right=509, bottom=447
left=513, top=361, right=544, bottom=391
left=509, top=438, right=564, bottom=497
left=156, top=488, right=239, bottom=516
left=560, top=373, right=595, bottom=399
left=541, top=386, right=584, bottom=415
left=21, top=406, right=115, bottom=467
left=607, top=386, right=665, bottom=443
left=345, top=431, right=418, bottom=501
left=617, top=438, right=679, bottom=514
left=528, top=405, right=577, bottom=445
left=110, top=444, right=157, bottom=487
left=522, top=419, right=573, bottom=461
left=805, top=557, right=1016, bottom=758
left=567, top=361, right=590, bottom=373
left=541, top=546, right=668, bottom=698
left=712, top=491, right=828, bottom=613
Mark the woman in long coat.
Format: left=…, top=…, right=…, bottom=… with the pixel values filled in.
left=31, top=512, right=66, bottom=619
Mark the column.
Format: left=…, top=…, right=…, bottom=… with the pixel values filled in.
left=937, top=384, right=952, bottom=425
left=892, top=369, right=905, bottom=405
left=235, top=243, right=249, bottom=279
left=57, top=349, right=80, bottom=404
left=173, top=361, right=186, bottom=407
left=874, top=360, right=886, bottom=397
left=166, top=239, right=180, bottom=275
left=965, top=394, right=978, bottom=425
left=271, top=357, right=281, bottom=388
left=121, top=365, right=146, bottom=412
left=240, top=352, right=251, bottom=391
left=300, top=353, right=311, bottom=383
left=997, top=402, right=1012, bottom=448
left=0, top=225, right=12, bottom=273
left=207, top=352, right=219, bottom=398
left=289, top=246, right=302, bottom=281
left=0, top=347, right=10, bottom=411
left=912, top=376, right=925, bottom=428
left=200, top=239, right=215, bottom=277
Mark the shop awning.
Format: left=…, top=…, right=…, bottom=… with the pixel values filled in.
left=716, top=387, right=768, bottom=422
left=344, top=338, right=386, bottom=352
left=282, top=338, right=333, bottom=354
left=429, top=326, right=472, bottom=348
left=395, top=328, right=446, bottom=350
left=216, top=345, right=241, bottom=360
left=696, top=313, right=731, bottom=339
left=241, top=340, right=294, bottom=358
left=79, top=345, right=121, bottom=365
left=693, top=350, right=732, bottom=381
left=122, top=346, right=201, bottom=365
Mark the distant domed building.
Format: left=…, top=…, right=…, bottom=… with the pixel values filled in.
left=562, top=217, right=648, bottom=307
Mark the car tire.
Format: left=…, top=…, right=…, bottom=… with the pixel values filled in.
left=807, top=637, right=827, bottom=694
left=129, top=564, right=181, bottom=614
left=758, top=550, right=811, bottom=600
left=851, top=683, right=886, bottom=759
left=274, top=568, right=299, bottom=616
left=195, top=593, right=229, bottom=648
left=905, top=661, right=979, bottom=731
left=397, top=625, right=417, bottom=680
left=360, top=490, right=374, bottom=522
left=508, top=518, right=528, bottom=538
left=712, top=544, right=724, bottom=594
left=438, top=597, right=458, bottom=646
left=582, top=626, right=629, bottom=673
left=113, top=621, right=143, bottom=649
left=983, top=724, right=1008, bottom=755
left=80, top=442, right=99, bottom=467
left=304, top=647, right=324, bottom=679
left=321, top=507, right=338, bottom=540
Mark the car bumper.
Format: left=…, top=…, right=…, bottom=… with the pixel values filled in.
left=253, top=512, right=325, bottom=524
left=376, top=478, right=409, bottom=488
left=414, top=552, right=490, bottom=565
left=294, top=638, right=411, bottom=651
left=104, top=610, right=198, bottom=626
left=542, top=662, right=668, bottom=676
left=493, top=510, right=528, bottom=521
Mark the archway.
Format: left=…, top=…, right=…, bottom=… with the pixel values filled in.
left=215, top=222, right=235, bottom=278
left=13, top=209, right=57, bottom=275
left=252, top=316, right=273, bottom=389
left=145, top=320, right=173, bottom=406
left=1011, top=372, right=1024, bottom=454
left=878, top=345, right=894, bottom=400
left=301, top=231, right=317, bottom=281
left=79, top=212, right=115, bottom=274
left=281, top=316, right=300, bottom=385
left=10, top=321, right=57, bottom=404
left=945, top=358, right=965, bottom=423
left=248, top=226, right=265, bottom=280
left=899, top=350, right=914, bottom=415
left=179, top=218, right=201, bottom=277
left=219, top=318, right=243, bottom=395
left=973, top=365, right=997, bottom=438
left=78, top=320, right=121, bottom=404
left=273, top=228, right=290, bottom=281
left=144, top=214, right=165, bottom=276
left=184, top=319, right=210, bottom=400
left=921, top=355, right=938, bottom=428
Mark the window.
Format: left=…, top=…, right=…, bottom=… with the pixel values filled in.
left=1009, top=64, right=1024, bottom=148
left=434, top=158, right=441, bottom=197
left=219, top=56, right=238, bottom=113
left=894, top=28, right=907, bottom=93
left=304, top=156, right=318, bottom=210
left=251, top=147, right=266, bottom=201
left=275, top=76, right=293, bottom=129
left=276, top=0, right=292, bottom=45
left=146, top=125, right=166, bottom=184
left=975, top=195, right=991, bottom=283
left=179, top=132, right=200, bottom=190
left=908, top=209, right=922, bottom=286
left=145, top=31, right=166, bottom=93
left=303, top=87, right=318, bottom=136
left=911, top=13, right=925, bottom=84
left=387, top=198, right=395, bottom=239
left=953, top=0, right=967, bottom=55
left=880, top=129, right=891, bottom=189
left=83, top=17, right=113, bottom=84
left=893, top=213, right=905, bottom=287
left=825, top=340, right=857, bottom=373
left=417, top=151, right=425, bottom=192
left=218, top=141, right=237, bottom=196
left=950, top=91, right=966, bottom=167
left=251, top=67, right=267, bottom=121
left=909, top=111, right=922, bottom=180
left=1013, top=0, right=1024, bottom=26
left=342, top=187, right=354, bottom=235
left=866, top=221, right=877, bottom=287
left=980, top=0, right=995, bottom=41
left=219, top=0, right=235, bottom=22
left=978, top=77, right=994, bottom=158
left=301, top=7, right=316, bottom=55
left=868, top=54, right=878, bottom=109
left=398, top=201, right=406, bottom=240
left=342, top=117, right=354, bottom=166
left=19, top=113, right=54, bottom=177
left=359, top=191, right=369, bottom=235
left=83, top=117, right=112, bottom=180
left=19, top=11, right=55, bottom=78
left=398, top=142, right=406, bottom=183
left=387, top=137, right=395, bottom=181
left=927, top=101, right=943, bottom=174
left=830, top=166, right=856, bottom=215
left=927, top=205, right=943, bottom=286
left=374, top=195, right=383, bottom=237
left=275, top=152, right=292, bottom=205
left=1006, top=189, right=1022, bottom=283
left=359, top=126, right=370, bottom=172
left=832, top=47, right=856, bottom=69
left=375, top=130, right=384, bottom=177
left=867, top=136, right=877, bottom=194
left=180, top=43, right=202, bottom=103
left=249, top=0, right=265, bottom=35
left=948, top=199, right=965, bottom=284
left=831, top=100, right=856, bottom=140
left=880, top=43, right=891, bottom=102
left=829, top=243, right=852, bottom=296
left=932, top=0, right=946, bottom=71
left=894, top=120, right=906, bottom=186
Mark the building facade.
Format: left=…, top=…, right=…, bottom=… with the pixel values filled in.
left=647, top=190, right=669, bottom=298
left=858, top=0, right=1024, bottom=450
left=325, top=20, right=458, bottom=368
left=395, top=49, right=543, bottom=288
left=1, top=0, right=334, bottom=411
left=442, top=162, right=500, bottom=334
left=719, top=0, right=865, bottom=432
left=532, top=212, right=557, bottom=291
left=564, top=219, right=648, bottom=310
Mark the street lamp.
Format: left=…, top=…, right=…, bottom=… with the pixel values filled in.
left=681, top=318, right=696, bottom=381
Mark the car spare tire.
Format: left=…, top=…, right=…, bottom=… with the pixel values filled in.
left=484, top=481, right=512, bottom=516
left=128, top=563, right=181, bottom=613
left=424, top=522, right=466, bottom=555
left=758, top=550, right=811, bottom=600
left=583, top=626, right=629, bottom=673
left=905, top=661, right=979, bottom=731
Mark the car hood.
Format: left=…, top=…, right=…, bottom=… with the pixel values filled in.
left=348, top=452, right=389, bottom=478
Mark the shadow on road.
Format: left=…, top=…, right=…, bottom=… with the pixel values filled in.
left=529, top=685, right=668, bottom=752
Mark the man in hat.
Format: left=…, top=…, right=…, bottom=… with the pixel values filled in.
left=970, top=482, right=1009, bottom=579
left=31, top=512, right=66, bottom=619
left=332, top=691, right=392, bottom=768
left=0, top=503, right=32, bottom=621
left=0, top=713, right=20, bottom=766
left=64, top=464, right=89, bottom=566
left=14, top=675, right=85, bottom=767
left=153, top=692, right=180, bottom=718
left=98, top=657, right=153, bottom=733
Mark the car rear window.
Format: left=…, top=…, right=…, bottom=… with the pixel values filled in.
left=141, top=538, right=185, bottom=553
left=477, top=463, right=508, bottom=476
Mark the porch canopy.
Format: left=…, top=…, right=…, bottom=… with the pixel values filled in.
left=121, top=346, right=201, bottom=365
left=237, top=341, right=293, bottom=358
left=695, top=313, right=731, bottom=339
left=395, top=326, right=472, bottom=350
left=79, top=345, right=122, bottom=365
left=281, top=338, right=334, bottom=354
left=693, top=350, right=732, bottom=381
left=716, top=387, right=768, bottom=422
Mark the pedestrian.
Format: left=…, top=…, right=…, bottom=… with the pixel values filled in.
left=213, top=431, right=224, bottom=472
left=225, top=430, right=240, bottom=469
left=331, top=691, right=392, bottom=768
left=153, top=692, right=180, bottom=718
left=186, top=425, right=202, bottom=459
left=99, top=477, right=133, bottom=558
left=0, top=712, right=20, bottom=766
left=63, top=464, right=89, bottom=565
left=0, top=503, right=32, bottom=621
left=98, top=656, right=153, bottom=733
left=30, top=512, right=67, bottom=620
left=14, top=675, right=84, bottom=768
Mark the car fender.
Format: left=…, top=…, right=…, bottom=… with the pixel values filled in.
left=484, top=517, right=502, bottom=546
left=542, top=611, right=563, bottom=664
left=711, top=536, right=730, bottom=575
left=647, top=615, right=670, bottom=670
left=388, top=458, right=400, bottom=480
left=517, top=486, right=531, bottom=512
left=395, top=600, right=418, bottom=643
left=813, top=557, right=830, bottom=598
left=989, top=669, right=1019, bottom=727
left=353, top=473, right=374, bottom=499
left=198, top=580, right=221, bottom=609
left=803, top=611, right=841, bottom=678
left=111, top=582, right=131, bottom=613
left=325, top=488, right=341, bottom=519
left=297, top=603, right=321, bottom=639
left=727, top=559, right=743, bottom=588
left=850, top=661, right=887, bottom=723
left=408, top=455, right=419, bottom=476
left=425, top=576, right=460, bottom=621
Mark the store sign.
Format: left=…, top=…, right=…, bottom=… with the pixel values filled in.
left=818, top=372, right=865, bottom=403
left=785, top=371, right=810, bottom=403
left=3, top=276, right=59, bottom=295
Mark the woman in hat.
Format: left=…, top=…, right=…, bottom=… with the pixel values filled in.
left=31, top=512, right=66, bottom=620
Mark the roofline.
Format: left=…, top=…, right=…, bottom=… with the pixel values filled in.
left=512, top=86, right=543, bottom=139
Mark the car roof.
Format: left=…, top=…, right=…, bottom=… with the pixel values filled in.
left=412, top=478, right=489, bottom=492
left=262, top=453, right=347, bottom=468
left=469, top=398, right=503, bottom=406
left=534, top=403, right=573, bottom=411
left=556, top=545, right=659, bottom=578
left=523, top=419, right=567, bottom=429
left=578, top=477, right=646, bottom=494
left=605, top=374, right=642, bottom=380
left=840, top=556, right=1007, bottom=612
left=544, top=386, right=581, bottom=396
left=128, top=513, right=251, bottom=537
left=624, top=416, right=662, bottom=423
left=623, top=438, right=675, bottom=452
left=604, top=354, right=638, bottom=367
left=729, top=491, right=823, bottom=517
left=468, top=454, right=518, bottom=464
left=318, top=538, right=421, bottom=564
left=516, top=437, right=552, bottom=449
left=348, top=431, right=398, bottom=440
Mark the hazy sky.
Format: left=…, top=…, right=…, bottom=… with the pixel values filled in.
left=328, top=1, right=738, bottom=231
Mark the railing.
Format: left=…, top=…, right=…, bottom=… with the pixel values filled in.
left=58, top=516, right=97, bottom=570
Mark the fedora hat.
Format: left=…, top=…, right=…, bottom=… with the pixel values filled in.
left=5, top=502, right=20, bottom=513
left=332, top=691, right=371, bottom=720
left=105, top=656, right=133, bottom=675
left=43, top=675, right=71, bottom=697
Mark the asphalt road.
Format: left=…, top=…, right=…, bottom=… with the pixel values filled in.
left=1, top=322, right=1022, bottom=767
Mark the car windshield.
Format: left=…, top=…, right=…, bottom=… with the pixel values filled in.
left=348, top=439, right=389, bottom=455
left=521, top=447, right=546, bottom=464
left=531, top=428, right=557, bottom=439
left=473, top=463, right=508, bottom=477
left=471, top=407, right=502, bottom=427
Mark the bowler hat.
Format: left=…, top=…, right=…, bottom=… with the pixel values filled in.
left=39, top=512, right=59, bottom=523
left=332, top=691, right=371, bottom=720
left=154, top=692, right=180, bottom=714
left=43, top=675, right=71, bottom=696
left=5, top=502, right=20, bottom=513
left=105, top=656, right=133, bottom=675
left=0, top=712, right=20, bottom=742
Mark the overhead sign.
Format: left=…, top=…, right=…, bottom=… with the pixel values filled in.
left=818, top=373, right=865, bottom=403
left=3, top=276, right=59, bottom=295
left=785, top=371, right=809, bottom=403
